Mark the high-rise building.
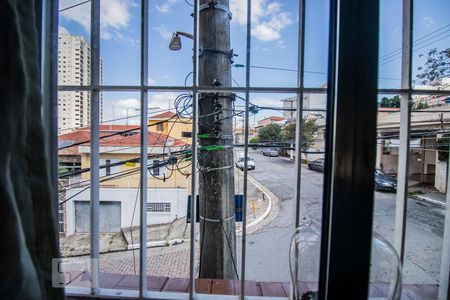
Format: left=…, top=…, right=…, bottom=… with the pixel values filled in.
left=58, top=33, right=103, bottom=133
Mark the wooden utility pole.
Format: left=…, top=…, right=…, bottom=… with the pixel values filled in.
left=198, top=0, right=236, bottom=279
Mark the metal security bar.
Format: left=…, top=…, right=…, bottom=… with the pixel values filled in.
left=139, top=0, right=149, bottom=297
left=394, top=0, right=413, bottom=263
left=239, top=0, right=252, bottom=297
left=89, top=0, right=101, bottom=293
left=189, top=0, right=199, bottom=297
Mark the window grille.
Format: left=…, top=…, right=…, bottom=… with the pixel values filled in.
left=147, top=202, right=171, bottom=213
left=45, top=0, right=450, bottom=299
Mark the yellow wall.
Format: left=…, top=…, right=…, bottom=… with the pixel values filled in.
left=149, top=118, right=192, bottom=144
left=81, top=153, right=189, bottom=189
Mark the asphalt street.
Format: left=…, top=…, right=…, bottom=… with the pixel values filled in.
left=239, top=150, right=445, bottom=284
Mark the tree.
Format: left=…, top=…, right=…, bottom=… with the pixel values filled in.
left=417, top=48, right=450, bottom=85
left=379, top=95, right=400, bottom=108
left=282, top=119, right=318, bottom=151
left=258, top=123, right=282, bottom=141
left=413, top=100, right=429, bottom=110
left=249, top=137, right=259, bottom=150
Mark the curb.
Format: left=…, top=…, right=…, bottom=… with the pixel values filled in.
left=235, top=170, right=280, bottom=235
left=127, top=238, right=188, bottom=250
left=411, top=195, right=446, bottom=209
left=126, top=171, right=280, bottom=249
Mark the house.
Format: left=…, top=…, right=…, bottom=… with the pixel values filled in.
left=58, top=125, right=191, bottom=235
left=254, top=116, right=286, bottom=132
left=149, top=111, right=193, bottom=143
left=314, top=105, right=450, bottom=192
left=281, top=85, right=327, bottom=122
left=377, top=105, right=450, bottom=192
left=233, top=127, right=257, bottom=144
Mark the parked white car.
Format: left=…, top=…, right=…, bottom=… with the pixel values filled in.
left=235, top=153, right=255, bottom=170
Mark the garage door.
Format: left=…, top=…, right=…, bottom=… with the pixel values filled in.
left=75, top=201, right=121, bottom=233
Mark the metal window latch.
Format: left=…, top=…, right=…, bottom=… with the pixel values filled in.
left=199, top=1, right=233, bottom=20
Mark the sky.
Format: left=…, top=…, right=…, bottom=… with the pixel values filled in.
left=59, top=0, right=450, bottom=125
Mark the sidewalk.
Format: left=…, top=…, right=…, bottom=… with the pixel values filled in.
left=409, top=186, right=447, bottom=208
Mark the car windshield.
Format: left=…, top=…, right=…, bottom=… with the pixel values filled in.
left=240, top=157, right=253, bottom=162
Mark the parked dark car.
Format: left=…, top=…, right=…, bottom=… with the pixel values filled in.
left=375, top=169, right=397, bottom=192
left=262, top=148, right=279, bottom=157
left=307, top=158, right=324, bottom=172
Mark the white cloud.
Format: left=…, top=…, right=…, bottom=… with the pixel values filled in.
left=148, top=78, right=157, bottom=85
left=60, top=0, right=133, bottom=40
left=149, top=92, right=178, bottom=110
left=230, top=0, right=293, bottom=42
left=423, top=16, right=435, bottom=28
left=276, top=40, right=285, bottom=48
left=59, top=26, right=70, bottom=35
left=154, top=25, right=172, bottom=40
left=155, top=0, right=178, bottom=13
left=103, top=98, right=140, bottom=124
left=104, top=94, right=178, bottom=125
left=250, top=96, right=282, bottom=107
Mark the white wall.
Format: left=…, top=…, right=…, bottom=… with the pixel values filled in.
left=435, top=161, right=448, bottom=193
left=65, top=188, right=188, bottom=235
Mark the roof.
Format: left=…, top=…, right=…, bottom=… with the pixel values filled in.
left=378, top=105, right=450, bottom=131
left=58, top=126, right=187, bottom=155
left=270, top=116, right=286, bottom=121
left=150, top=111, right=177, bottom=119
left=58, top=130, right=91, bottom=155
left=98, top=125, right=140, bottom=132
left=96, top=132, right=187, bottom=147
left=257, top=116, right=286, bottom=126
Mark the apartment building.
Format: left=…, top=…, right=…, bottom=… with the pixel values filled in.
left=58, top=33, right=103, bottom=133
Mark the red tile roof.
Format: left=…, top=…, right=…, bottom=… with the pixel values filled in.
left=267, top=116, right=286, bottom=121
left=150, top=111, right=177, bottom=119
left=58, top=126, right=187, bottom=154
left=97, top=132, right=187, bottom=147
left=98, top=124, right=140, bottom=131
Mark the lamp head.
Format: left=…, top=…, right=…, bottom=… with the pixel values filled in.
left=169, top=33, right=182, bottom=51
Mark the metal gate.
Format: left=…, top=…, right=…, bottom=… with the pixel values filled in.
left=75, top=201, right=121, bottom=233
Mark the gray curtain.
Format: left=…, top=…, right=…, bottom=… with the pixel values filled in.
left=0, top=0, right=63, bottom=299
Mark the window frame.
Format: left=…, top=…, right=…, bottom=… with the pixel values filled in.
left=42, top=0, right=450, bottom=299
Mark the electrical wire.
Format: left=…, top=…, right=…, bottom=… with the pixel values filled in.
left=378, top=24, right=450, bottom=61
left=58, top=117, right=179, bottom=150
left=59, top=153, right=191, bottom=204
left=59, top=0, right=90, bottom=12
left=380, top=34, right=450, bottom=66
left=219, top=221, right=240, bottom=279
left=379, top=26, right=450, bottom=63
left=130, top=180, right=141, bottom=275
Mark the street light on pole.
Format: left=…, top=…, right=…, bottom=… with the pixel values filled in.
left=168, top=31, right=194, bottom=51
